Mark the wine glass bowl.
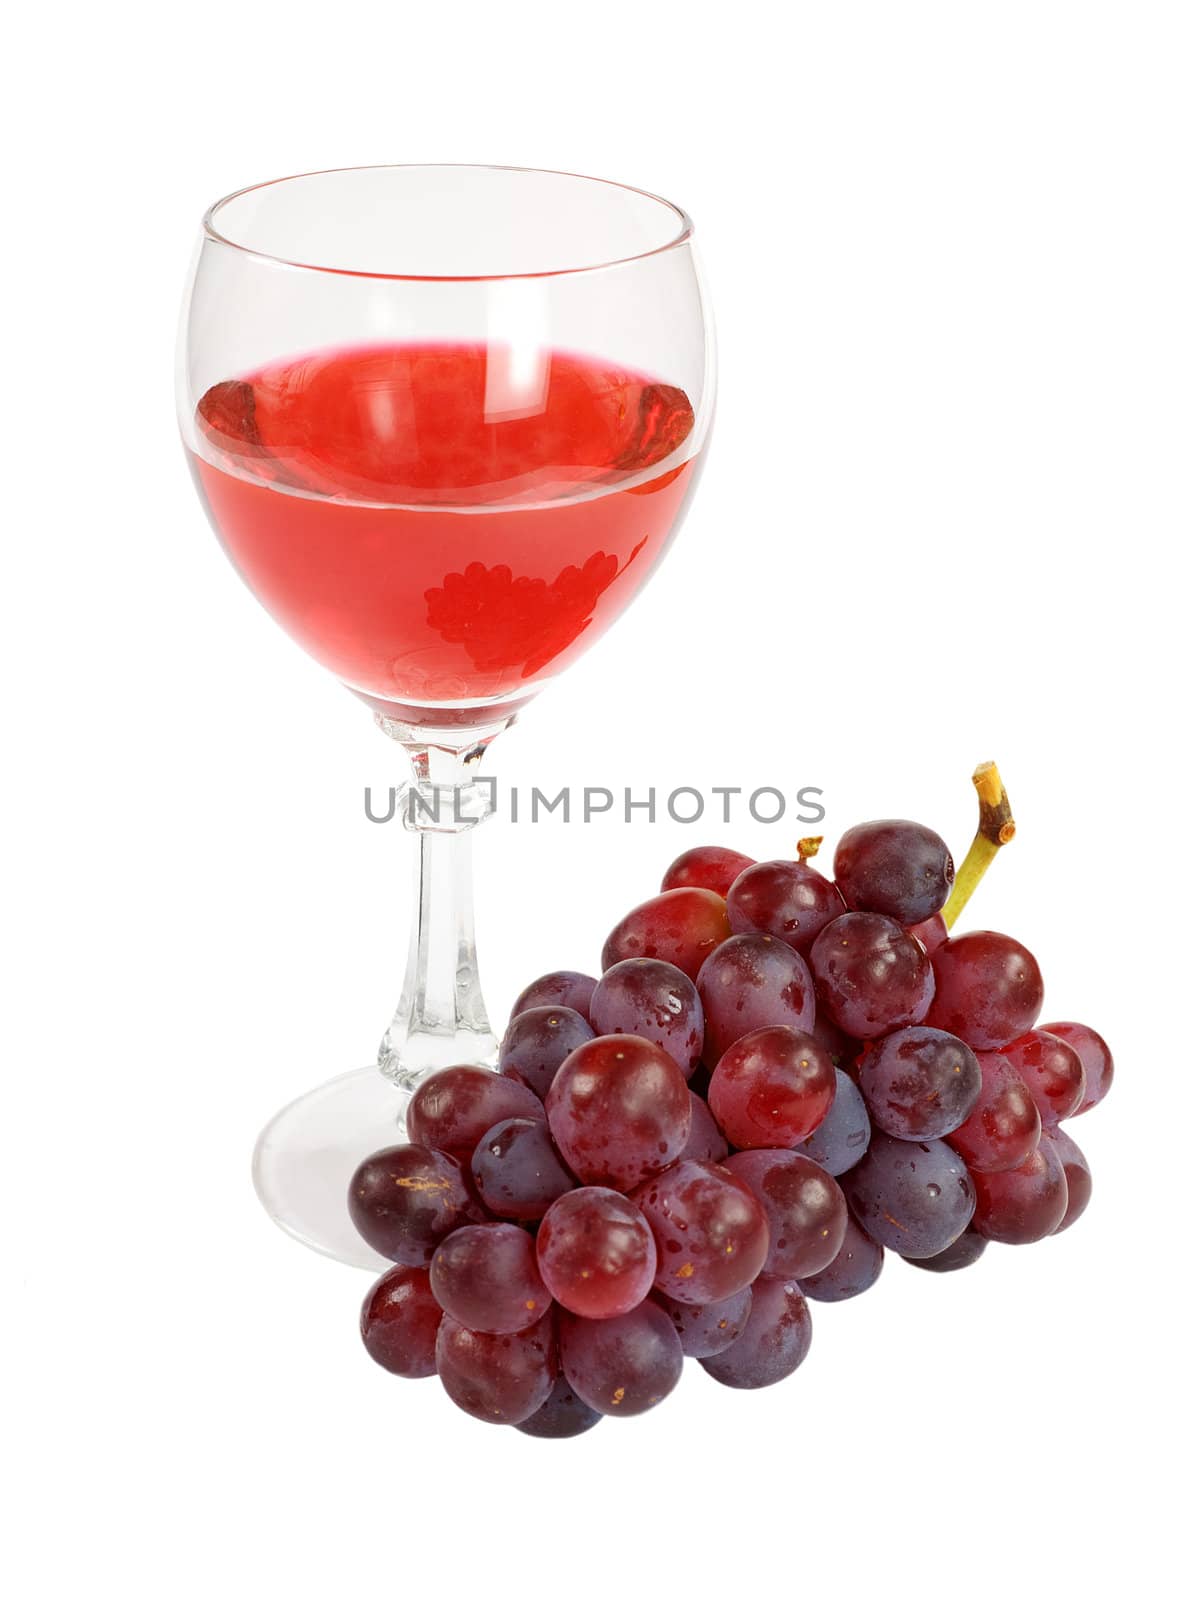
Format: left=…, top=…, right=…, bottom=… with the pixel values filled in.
left=178, top=166, right=715, bottom=1266
left=183, top=165, right=711, bottom=735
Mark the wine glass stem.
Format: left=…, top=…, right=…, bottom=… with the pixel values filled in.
left=377, top=741, right=498, bottom=1095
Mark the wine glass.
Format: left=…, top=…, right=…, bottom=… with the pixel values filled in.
left=177, top=165, right=715, bottom=1267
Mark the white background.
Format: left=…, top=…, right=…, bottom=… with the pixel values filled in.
left=5, top=2, right=1177, bottom=1595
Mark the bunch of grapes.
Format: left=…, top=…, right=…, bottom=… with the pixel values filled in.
left=348, top=814, right=1112, bottom=1438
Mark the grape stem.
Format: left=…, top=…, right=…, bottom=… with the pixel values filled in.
left=942, top=762, right=1016, bottom=931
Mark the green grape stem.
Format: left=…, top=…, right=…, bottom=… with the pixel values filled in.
left=942, top=762, right=1016, bottom=931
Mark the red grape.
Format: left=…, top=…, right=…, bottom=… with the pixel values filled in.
left=1042, top=1022, right=1113, bottom=1116
left=515, top=1375, right=603, bottom=1439
left=834, top=819, right=955, bottom=924
left=436, top=1311, right=558, bottom=1425
left=724, top=1149, right=848, bottom=1280
left=559, top=1301, right=683, bottom=1417
left=631, top=1159, right=770, bottom=1305
left=699, top=1277, right=812, bottom=1390
left=662, top=845, right=755, bottom=898
left=909, top=912, right=949, bottom=954
left=972, top=1140, right=1068, bottom=1244
left=359, top=1265, right=443, bottom=1377
left=510, top=970, right=596, bottom=1022
left=926, top=931, right=1044, bottom=1049
left=1001, top=1029, right=1086, bottom=1126
left=428, top=1222, right=551, bottom=1333
left=546, top=1034, right=692, bottom=1189
left=601, top=887, right=730, bottom=980
left=804, top=1008, right=861, bottom=1070
left=536, top=1187, right=656, bottom=1318
left=406, top=1066, right=544, bottom=1163
left=682, top=1091, right=729, bottom=1162
left=726, top=859, right=846, bottom=951
left=797, top=1068, right=872, bottom=1175
left=498, top=1005, right=595, bottom=1099
left=656, top=1286, right=754, bottom=1357
left=470, top=1118, right=575, bottom=1221
left=858, top=1026, right=982, bottom=1140
left=843, top=1131, right=976, bottom=1258
left=1042, top=1125, right=1093, bottom=1233
left=348, top=1143, right=484, bottom=1264
left=696, top=932, right=817, bottom=1066
left=590, top=958, right=704, bottom=1077
left=810, top=913, right=935, bottom=1039
left=903, top=1229, right=988, bottom=1272
left=708, top=1025, right=836, bottom=1150
left=800, top=1215, right=884, bottom=1301
left=946, top=1051, right=1041, bottom=1173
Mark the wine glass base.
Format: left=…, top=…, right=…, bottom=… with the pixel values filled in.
left=252, top=1066, right=411, bottom=1271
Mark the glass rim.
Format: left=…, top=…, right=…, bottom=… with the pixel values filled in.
left=202, top=162, right=695, bottom=283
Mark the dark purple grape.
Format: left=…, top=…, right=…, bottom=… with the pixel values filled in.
left=946, top=1051, right=1041, bottom=1173
left=559, top=1302, right=683, bottom=1417
left=359, top=1265, right=443, bottom=1377
left=858, top=1026, right=982, bottom=1140
left=546, top=1034, right=691, bottom=1190
left=903, top=1229, right=988, bottom=1272
left=696, top=933, right=816, bottom=1066
left=926, top=931, right=1044, bottom=1050
left=656, top=1286, right=754, bottom=1357
left=1001, top=1030, right=1086, bottom=1126
left=797, top=1068, right=872, bottom=1175
left=536, top=1187, right=656, bottom=1319
left=348, top=1143, right=484, bottom=1264
left=590, top=958, right=704, bottom=1077
left=724, top=1149, right=847, bottom=1280
left=601, top=887, right=731, bottom=980
left=428, top=1223, right=551, bottom=1334
left=406, top=1066, right=544, bottom=1163
left=843, top=1131, right=976, bottom=1259
left=1042, top=1022, right=1113, bottom=1116
left=662, top=845, right=755, bottom=898
left=631, top=1159, right=770, bottom=1305
left=1042, top=1125, right=1093, bottom=1232
left=726, top=859, right=846, bottom=951
left=973, top=1140, right=1068, bottom=1244
left=810, top=913, right=935, bottom=1039
left=470, top=1118, right=575, bottom=1221
left=436, top=1310, right=557, bottom=1425
left=681, top=1091, right=729, bottom=1162
left=834, top=819, right=955, bottom=924
left=510, top=970, right=596, bottom=1022
left=699, top=1277, right=812, bottom=1390
left=708, top=1025, right=835, bottom=1150
left=514, top=1376, right=603, bottom=1439
left=800, top=1215, right=884, bottom=1301
left=498, top=1006, right=595, bottom=1099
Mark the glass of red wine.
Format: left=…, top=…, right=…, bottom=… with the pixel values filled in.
left=178, top=165, right=714, bottom=1265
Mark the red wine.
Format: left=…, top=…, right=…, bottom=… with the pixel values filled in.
left=191, top=342, right=699, bottom=721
